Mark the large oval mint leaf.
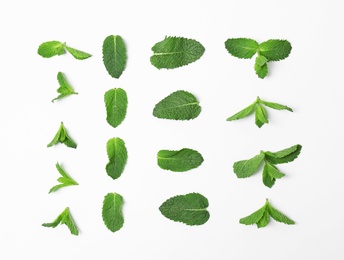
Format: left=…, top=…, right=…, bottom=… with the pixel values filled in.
left=106, top=137, right=128, bottom=180
left=38, top=41, right=66, bottom=58
left=153, top=90, right=201, bottom=120
left=104, top=88, right=128, bottom=128
left=157, top=148, right=204, bottom=172
left=102, top=192, right=124, bottom=232
left=159, top=193, right=210, bottom=226
left=224, top=38, right=259, bottom=59
left=258, top=40, right=292, bottom=61
left=150, top=36, right=205, bottom=69
left=102, top=35, right=127, bottom=79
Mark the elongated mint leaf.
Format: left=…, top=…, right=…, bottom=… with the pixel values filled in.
left=265, top=144, right=302, bottom=164
left=233, top=152, right=265, bottom=178
left=153, top=90, right=201, bottom=120
left=259, top=40, right=292, bottom=61
left=255, top=104, right=269, bottom=128
left=38, top=41, right=65, bottom=58
left=106, top=138, right=127, bottom=180
left=159, top=193, right=209, bottom=226
left=52, top=72, right=78, bottom=102
left=49, top=163, right=78, bottom=193
left=102, top=192, right=124, bottom=232
left=260, top=100, right=293, bottom=112
left=157, top=148, right=203, bottom=172
left=150, top=36, right=205, bottom=69
left=267, top=203, right=295, bottom=225
left=226, top=101, right=257, bottom=121
left=102, top=35, right=127, bottom=78
left=42, top=207, right=79, bottom=235
left=224, top=38, right=258, bottom=59
left=239, top=205, right=266, bottom=225
left=64, top=45, right=92, bottom=60
left=47, top=122, right=77, bottom=149
left=104, top=88, right=128, bottom=128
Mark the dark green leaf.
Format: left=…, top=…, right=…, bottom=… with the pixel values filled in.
left=102, top=193, right=124, bottom=232
left=259, top=40, right=292, bottom=61
left=224, top=38, right=258, bottom=59
left=106, top=137, right=128, bottom=180
left=102, top=35, right=127, bottom=78
left=104, top=88, right=128, bottom=128
left=264, top=144, right=302, bottom=164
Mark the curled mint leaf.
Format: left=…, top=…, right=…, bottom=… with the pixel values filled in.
left=42, top=207, right=79, bottom=235
left=106, top=137, right=128, bottom=180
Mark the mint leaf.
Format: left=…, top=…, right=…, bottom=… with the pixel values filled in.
left=104, top=88, right=128, bottom=128
left=42, top=207, right=79, bottom=235
left=153, top=90, right=201, bottom=120
left=157, top=148, right=204, bottom=172
left=254, top=62, right=268, bottom=79
left=239, top=205, right=266, bottom=225
left=255, top=55, right=268, bottom=66
left=262, top=162, right=285, bottom=188
left=267, top=203, right=295, bottom=225
left=49, top=163, right=78, bottom=193
left=52, top=72, right=78, bottom=102
left=150, top=36, right=205, bottom=69
left=265, top=144, right=302, bottom=164
left=38, top=41, right=65, bottom=58
left=106, top=137, right=128, bottom=180
left=102, top=35, right=127, bottom=79
left=258, top=40, right=292, bottom=61
left=102, top=192, right=124, bottom=232
left=224, top=38, right=258, bottom=59
left=159, top=193, right=209, bottom=226
left=47, top=122, right=77, bottom=149
left=257, top=209, right=270, bottom=228
left=227, top=97, right=293, bottom=127
left=233, top=152, right=265, bottom=178
left=64, top=45, right=92, bottom=60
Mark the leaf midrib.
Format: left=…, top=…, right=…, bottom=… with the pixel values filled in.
left=158, top=101, right=199, bottom=111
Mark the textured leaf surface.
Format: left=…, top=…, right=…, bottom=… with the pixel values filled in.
left=102, top=35, right=127, bottom=78
left=262, top=165, right=276, bottom=188
left=259, top=40, right=292, bottom=61
left=262, top=163, right=285, bottom=188
left=106, top=138, right=128, bottom=180
left=239, top=205, right=266, bottom=225
left=49, top=163, right=78, bottom=193
left=256, top=210, right=270, bottom=228
left=254, top=62, right=268, bottom=79
left=157, top=148, right=204, bottom=172
left=268, top=204, right=295, bottom=225
left=153, top=90, right=201, bottom=120
left=150, top=36, right=205, bottom=69
left=38, top=41, right=65, bottom=58
left=102, top=193, right=124, bottom=232
left=52, top=72, right=78, bottom=102
left=260, top=100, right=293, bottom=112
left=226, top=101, right=256, bottom=121
left=224, top=38, right=258, bottom=59
left=42, top=207, right=79, bottom=235
left=47, top=122, right=77, bottom=149
left=64, top=45, right=92, bottom=60
left=265, top=144, right=302, bottom=164
left=104, top=88, right=128, bottom=128
left=159, top=193, right=209, bottom=226
left=255, top=104, right=269, bottom=128
left=233, top=152, right=265, bottom=178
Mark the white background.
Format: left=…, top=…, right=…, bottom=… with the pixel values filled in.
left=1, top=0, right=343, bottom=259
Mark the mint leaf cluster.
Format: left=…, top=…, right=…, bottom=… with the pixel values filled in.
left=42, top=207, right=79, bottom=235
left=104, top=88, right=128, bottom=128
left=38, top=41, right=92, bottom=60
left=227, top=96, right=293, bottom=128
left=49, top=163, right=78, bottom=193
left=47, top=122, right=77, bottom=149
left=52, top=72, right=78, bottom=102
left=224, top=38, right=292, bottom=78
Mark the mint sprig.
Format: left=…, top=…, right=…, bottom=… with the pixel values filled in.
left=42, top=207, right=79, bottom=235
left=49, top=163, right=78, bottom=193
left=52, top=72, right=78, bottom=102
left=47, top=122, right=77, bottom=149
left=38, top=41, right=91, bottom=60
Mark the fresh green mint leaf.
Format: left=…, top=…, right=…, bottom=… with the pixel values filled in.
left=224, top=38, right=258, bottom=59
left=157, top=148, right=204, bottom=172
left=52, top=72, right=78, bottom=102
left=102, top=192, right=124, bottom=232
left=262, top=162, right=285, bottom=188
left=47, top=122, right=77, bottom=149
left=255, top=55, right=268, bottom=66
left=267, top=203, right=295, bottom=225
left=255, top=104, right=269, bottom=128
left=254, top=62, right=269, bottom=79
left=159, top=193, right=209, bottom=226
left=233, top=152, right=265, bottom=178
left=150, top=36, right=205, bottom=69
left=102, top=35, right=127, bottom=79
left=49, top=163, right=78, bottom=193
left=239, top=205, right=266, bottom=225
left=256, top=209, right=270, bottom=228
left=226, top=101, right=257, bottom=121
left=42, top=207, right=79, bottom=235
left=260, top=100, right=293, bottom=112
left=265, top=144, right=302, bottom=164
left=258, top=40, right=292, bottom=61
left=38, top=41, right=91, bottom=59
left=153, top=90, right=201, bottom=120
left=106, top=137, right=128, bottom=180
left=104, top=88, right=128, bottom=128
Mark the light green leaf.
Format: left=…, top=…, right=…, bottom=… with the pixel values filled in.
left=157, top=148, right=204, bottom=172
left=255, top=55, right=268, bottom=66
left=106, top=137, right=128, bottom=180
left=42, top=207, right=79, bottom=235
left=239, top=205, right=266, bottom=225
left=224, top=38, right=258, bottom=59
left=233, top=152, right=265, bottom=178
left=255, top=104, right=269, bottom=128
left=150, top=36, right=205, bottom=69
left=47, top=122, right=77, bottom=149
left=52, top=72, right=78, bottom=102
left=104, top=88, right=128, bottom=128
left=256, top=209, right=270, bottom=228
left=254, top=62, right=269, bottom=79
left=153, top=90, right=201, bottom=120
left=267, top=201, right=295, bottom=225
left=64, top=45, right=92, bottom=60
left=259, top=39, right=292, bottom=61
left=159, top=193, right=209, bottom=226
left=260, top=100, right=293, bottom=112
left=226, top=101, right=257, bottom=121
left=262, top=164, right=276, bottom=188
left=38, top=41, right=65, bottom=58
left=265, top=144, right=302, bottom=164
left=49, top=163, right=78, bottom=193
left=102, top=35, right=127, bottom=78
left=102, top=192, right=124, bottom=232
